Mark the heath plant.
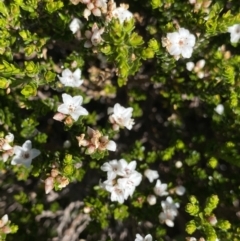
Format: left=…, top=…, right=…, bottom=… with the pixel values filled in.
left=0, top=0, right=240, bottom=241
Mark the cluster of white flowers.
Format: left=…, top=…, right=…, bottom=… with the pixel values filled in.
left=108, top=103, right=134, bottom=130
left=101, top=159, right=142, bottom=203
left=0, top=214, right=11, bottom=234
left=69, top=0, right=134, bottom=52
left=53, top=93, right=88, bottom=124
left=76, top=126, right=116, bottom=154
left=58, top=68, right=84, bottom=87
left=186, top=59, right=206, bottom=79
left=159, top=196, right=179, bottom=227
left=227, top=24, right=240, bottom=43
left=162, top=28, right=196, bottom=60
left=135, top=233, right=152, bottom=241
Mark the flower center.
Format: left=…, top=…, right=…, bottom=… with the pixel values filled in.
left=23, top=152, right=30, bottom=159
left=68, top=104, right=75, bottom=113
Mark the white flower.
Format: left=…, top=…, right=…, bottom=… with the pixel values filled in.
left=144, top=169, right=159, bottom=183
left=11, top=140, right=40, bottom=168
left=118, top=159, right=137, bottom=177
left=163, top=28, right=196, bottom=59
left=84, top=23, right=104, bottom=48
left=161, top=196, right=180, bottom=210
left=112, top=6, right=133, bottom=24
left=175, top=185, right=186, bottom=196
left=109, top=103, right=134, bottom=130
left=69, top=18, right=83, bottom=34
left=118, top=172, right=142, bottom=199
left=159, top=196, right=179, bottom=227
left=159, top=210, right=176, bottom=227
left=101, top=159, right=120, bottom=180
left=153, top=179, right=168, bottom=196
left=214, top=104, right=224, bottom=115
left=104, top=180, right=125, bottom=204
left=57, top=93, right=88, bottom=121
left=58, top=68, right=83, bottom=87
left=227, top=24, right=240, bottom=43
left=101, top=159, right=142, bottom=203
left=135, top=234, right=152, bottom=241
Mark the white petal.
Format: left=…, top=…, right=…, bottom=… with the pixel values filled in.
left=11, top=156, right=24, bottom=165
left=62, top=69, right=73, bottom=77
left=166, top=219, right=174, bottom=227
left=1, top=214, right=8, bottom=225
left=62, top=93, right=73, bottom=105
left=2, top=142, right=12, bottom=151
left=13, top=145, right=23, bottom=156
left=30, top=149, right=41, bottom=159
left=58, top=104, right=70, bottom=115
left=106, top=140, right=116, bottom=151
left=72, top=95, right=83, bottom=106
left=181, top=46, right=193, bottom=58
left=144, top=234, right=152, bottom=241
left=135, top=234, right=144, bottom=241
left=73, top=68, right=81, bottom=79
left=5, top=133, right=14, bottom=142
left=22, top=140, right=32, bottom=151
left=168, top=45, right=182, bottom=56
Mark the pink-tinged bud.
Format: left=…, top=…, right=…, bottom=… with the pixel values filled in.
left=58, top=177, right=69, bottom=188
left=83, top=8, right=91, bottom=20
left=81, top=0, right=90, bottom=4
left=84, top=40, right=92, bottom=48
left=87, top=2, right=94, bottom=10
left=76, top=134, right=89, bottom=147
left=2, top=226, right=11, bottom=234
left=147, top=195, right=157, bottom=205
left=64, top=116, right=74, bottom=126
left=53, top=112, right=66, bottom=121
left=51, top=169, right=59, bottom=178
left=45, top=177, right=54, bottom=194
left=92, top=8, right=102, bottom=17
left=95, top=0, right=104, bottom=7
left=207, top=215, right=218, bottom=226
left=83, top=206, right=92, bottom=213
left=85, top=30, right=92, bottom=39
left=112, top=124, right=120, bottom=131
left=87, top=145, right=96, bottom=154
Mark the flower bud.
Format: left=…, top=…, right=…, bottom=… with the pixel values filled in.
left=51, top=169, right=59, bottom=178
left=147, top=195, right=157, bottom=205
